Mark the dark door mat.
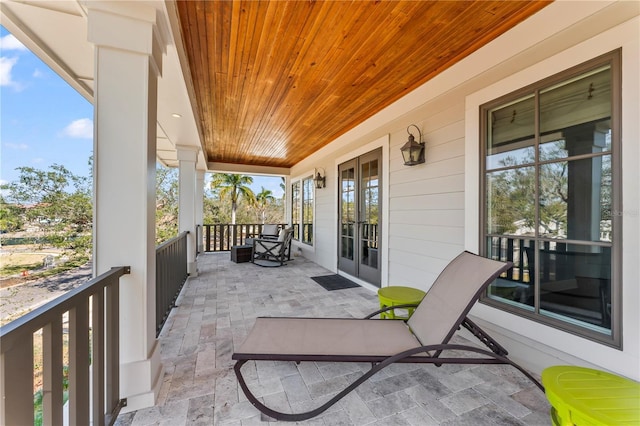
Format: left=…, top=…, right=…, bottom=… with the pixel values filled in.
left=311, top=274, right=360, bottom=291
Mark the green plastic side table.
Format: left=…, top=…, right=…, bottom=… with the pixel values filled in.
left=542, top=365, right=640, bottom=426
left=377, top=286, right=426, bottom=319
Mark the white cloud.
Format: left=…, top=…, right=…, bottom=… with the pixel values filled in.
left=0, top=34, right=27, bottom=51
left=62, top=118, right=93, bottom=139
left=0, top=56, right=20, bottom=88
left=4, top=142, right=29, bottom=150
left=32, top=68, right=45, bottom=78
left=32, top=157, right=45, bottom=164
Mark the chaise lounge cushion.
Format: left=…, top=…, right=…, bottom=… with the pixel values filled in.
left=235, top=317, right=421, bottom=359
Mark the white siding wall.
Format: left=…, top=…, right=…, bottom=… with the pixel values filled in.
left=290, top=1, right=640, bottom=380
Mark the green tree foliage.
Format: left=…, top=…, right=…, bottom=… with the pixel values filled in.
left=156, top=164, right=179, bottom=243
left=209, top=173, right=255, bottom=224
left=204, top=174, right=284, bottom=225
left=203, top=196, right=227, bottom=224
left=254, top=187, right=275, bottom=224
left=0, top=195, right=24, bottom=232
left=0, top=164, right=92, bottom=259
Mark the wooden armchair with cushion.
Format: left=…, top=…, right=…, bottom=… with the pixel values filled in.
left=251, top=227, right=293, bottom=267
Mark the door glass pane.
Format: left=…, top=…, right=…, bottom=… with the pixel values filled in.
left=360, top=159, right=379, bottom=269
left=341, top=167, right=355, bottom=261
left=486, top=167, right=535, bottom=235
left=487, top=94, right=535, bottom=169
left=539, top=243, right=611, bottom=333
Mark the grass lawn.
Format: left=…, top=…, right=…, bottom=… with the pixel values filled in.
left=1, top=252, right=51, bottom=275
left=1, top=247, right=88, bottom=287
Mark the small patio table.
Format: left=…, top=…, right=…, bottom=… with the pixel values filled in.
left=231, top=245, right=252, bottom=263
left=377, top=286, right=426, bottom=319
left=542, top=365, right=640, bottom=426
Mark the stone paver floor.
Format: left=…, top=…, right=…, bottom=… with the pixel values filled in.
left=115, top=252, right=550, bottom=425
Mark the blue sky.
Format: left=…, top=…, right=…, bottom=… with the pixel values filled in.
left=0, top=25, right=283, bottom=198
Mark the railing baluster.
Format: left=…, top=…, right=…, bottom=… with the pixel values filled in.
left=42, top=317, right=64, bottom=425
left=69, top=300, right=90, bottom=425
left=92, top=291, right=105, bottom=426
left=0, top=335, right=34, bottom=425
left=105, top=275, right=121, bottom=424
left=506, top=238, right=514, bottom=280
left=232, top=224, right=237, bottom=247
left=518, top=239, right=525, bottom=283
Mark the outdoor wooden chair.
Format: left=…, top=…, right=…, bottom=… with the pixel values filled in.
left=251, top=227, right=293, bottom=266
left=232, top=251, right=544, bottom=421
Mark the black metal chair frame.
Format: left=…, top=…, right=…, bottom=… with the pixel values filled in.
left=251, top=228, right=293, bottom=266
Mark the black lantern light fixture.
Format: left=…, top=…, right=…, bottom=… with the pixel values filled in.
left=314, top=168, right=326, bottom=189
left=400, top=124, right=425, bottom=166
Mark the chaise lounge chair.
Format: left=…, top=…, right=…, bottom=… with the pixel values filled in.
left=232, top=251, right=544, bottom=421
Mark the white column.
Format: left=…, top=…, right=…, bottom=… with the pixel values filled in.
left=196, top=170, right=205, bottom=254
left=177, top=146, right=199, bottom=276
left=88, top=3, right=165, bottom=412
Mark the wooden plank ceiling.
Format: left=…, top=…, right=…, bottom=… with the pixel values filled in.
left=176, top=0, right=550, bottom=169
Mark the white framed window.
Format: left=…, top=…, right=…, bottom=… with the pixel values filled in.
left=479, top=50, right=621, bottom=347
left=291, top=175, right=314, bottom=245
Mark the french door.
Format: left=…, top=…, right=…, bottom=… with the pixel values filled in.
left=338, top=148, right=382, bottom=287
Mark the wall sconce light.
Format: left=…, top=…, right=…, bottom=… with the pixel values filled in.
left=400, top=124, right=425, bottom=166
left=314, top=168, right=326, bottom=189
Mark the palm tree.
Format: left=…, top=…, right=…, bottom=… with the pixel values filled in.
left=209, top=173, right=255, bottom=224
left=255, top=187, right=275, bottom=224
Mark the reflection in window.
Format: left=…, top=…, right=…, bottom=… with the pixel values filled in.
left=481, top=52, right=619, bottom=343
left=487, top=94, right=535, bottom=169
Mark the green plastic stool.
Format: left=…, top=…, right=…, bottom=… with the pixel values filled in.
left=377, top=286, right=426, bottom=319
left=542, top=366, right=640, bottom=426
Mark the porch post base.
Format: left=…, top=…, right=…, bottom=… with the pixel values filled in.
left=188, top=261, right=198, bottom=277
left=119, top=342, right=163, bottom=413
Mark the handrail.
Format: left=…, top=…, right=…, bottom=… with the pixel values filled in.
left=1, top=266, right=130, bottom=426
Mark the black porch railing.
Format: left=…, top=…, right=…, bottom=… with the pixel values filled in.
left=156, top=231, right=189, bottom=336
left=0, top=266, right=130, bottom=426
left=201, top=223, right=287, bottom=252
